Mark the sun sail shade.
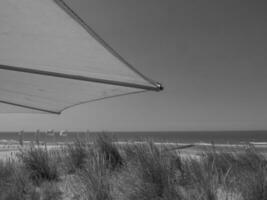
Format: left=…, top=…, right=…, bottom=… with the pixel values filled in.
left=0, top=0, right=162, bottom=114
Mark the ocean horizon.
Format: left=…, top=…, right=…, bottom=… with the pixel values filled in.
left=0, top=130, right=266, bottom=144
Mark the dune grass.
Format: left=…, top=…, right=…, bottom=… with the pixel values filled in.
left=63, top=138, right=90, bottom=174
left=0, top=160, right=40, bottom=200
left=78, top=150, right=113, bottom=200
left=17, top=146, right=60, bottom=185
left=0, top=134, right=266, bottom=200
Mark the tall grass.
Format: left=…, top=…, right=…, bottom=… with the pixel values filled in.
left=72, top=134, right=122, bottom=200
left=0, top=148, right=62, bottom=200
left=64, top=138, right=90, bottom=173
left=182, top=157, right=221, bottom=200
left=0, top=135, right=267, bottom=200
left=117, top=142, right=184, bottom=200
left=65, top=138, right=267, bottom=200
left=202, top=145, right=267, bottom=199
left=79, top=150, right=113, bottom=200
left=63, top=133, right=123, bottom=174
left=0, top=160, right=39, bottom=200
left=17, top=146, right=59, bottom=185
left=40, top=182, right=62, bottom=200
left=94, top=133, right=123, bottom=170
left=60, top=133, right=123, bottom=199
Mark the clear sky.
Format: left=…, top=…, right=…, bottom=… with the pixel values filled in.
left=0, top=0, right=267, bottom=131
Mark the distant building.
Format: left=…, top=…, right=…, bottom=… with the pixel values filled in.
left=59, top=130, right=68, bottom=137
left=46, top=129, right=55, bottom=136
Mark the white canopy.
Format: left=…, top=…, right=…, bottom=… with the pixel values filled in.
left=0, top=0, right=162, bottom=114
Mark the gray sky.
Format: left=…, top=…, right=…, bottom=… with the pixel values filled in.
left=0, top=0, right=267, bottom=131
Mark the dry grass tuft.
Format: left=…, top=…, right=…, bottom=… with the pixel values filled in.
left=17, top=146, right=59, bottom=185
left=63, top=138, right=91, bottom=174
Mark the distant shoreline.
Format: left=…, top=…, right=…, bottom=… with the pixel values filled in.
left=0, top=130, right=267, bottom=145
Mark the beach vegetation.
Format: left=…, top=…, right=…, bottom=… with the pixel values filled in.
left=17, top=146, right=59, bottom=185
left=0, top=134, right=266, bottom=200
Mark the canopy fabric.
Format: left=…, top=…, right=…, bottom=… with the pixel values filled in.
left=0, top=0, right=161, bottom=114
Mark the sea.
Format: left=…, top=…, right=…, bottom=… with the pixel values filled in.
left=0, top=131, right=267, bottom=145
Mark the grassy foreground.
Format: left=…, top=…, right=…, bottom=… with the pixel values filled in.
left=0, top=134, right=267, bottom=200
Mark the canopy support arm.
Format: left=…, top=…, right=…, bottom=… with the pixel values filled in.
left=0, top=65, right=163, bottom=91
